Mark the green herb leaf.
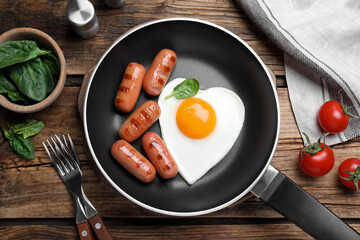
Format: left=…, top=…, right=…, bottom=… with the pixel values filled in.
left=12, top=119, right=44, bottom=138
left=7, top=91, right=27, bottom=102
left=0, top=71, right=26, bottom=101
left=165, top=78, right=199, bottom=100
left=4, top=128, right=15, bottom=141
left=40, top=58, right=55, bottom=94
left=0, top=40, right=51, bottom=69
left=3, top=125, right=35, bottom=159
left=9, top=134, right=35, bottom=159
left=41, top=53, right=60, bottom=75
left=10, top=57, right=48, bottom=101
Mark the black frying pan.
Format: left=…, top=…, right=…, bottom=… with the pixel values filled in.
left=83, top=18, right=359, bottom=239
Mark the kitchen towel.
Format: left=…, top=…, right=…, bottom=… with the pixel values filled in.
left=237, top=0, right=360, bottom=145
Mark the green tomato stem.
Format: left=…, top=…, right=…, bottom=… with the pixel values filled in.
left=340, top=94, right=359, bottom=119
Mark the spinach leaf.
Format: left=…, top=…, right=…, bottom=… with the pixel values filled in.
left=41, top=59, right=55, bottom=93
left=12, top=119, right=44, bottom=139
left=41, top=53, right=60, bottom=75
left=12, top=120, right=44, bottom=138
left=10, top=57, right=47, bottom=101
left=9, top=134, right=34, bottom=159
left=4, top=126, right=34, bottom=159
left=165, top=78, right=199, bottom=99
left=4, top=127, right=14, bottom=141
left=0, top=71, right=26, bottom=101
left=0, top=40, right=51, bottom=69
left=7, top=91, right=26, bottom=102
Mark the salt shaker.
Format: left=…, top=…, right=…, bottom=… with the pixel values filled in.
left=103, top=0, right=125, bottom=8
left=66, top=0, right=99, bottom=39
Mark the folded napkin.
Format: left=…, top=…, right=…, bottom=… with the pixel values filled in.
left=237, top=0, right=360, bottom=145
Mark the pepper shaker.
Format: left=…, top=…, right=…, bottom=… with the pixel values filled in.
left=103, top=0, right=125, bottom=8
left=66, top=0, right=99, bottom=39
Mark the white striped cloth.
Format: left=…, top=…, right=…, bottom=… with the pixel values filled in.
left=237, top=0, right=360, bottom=145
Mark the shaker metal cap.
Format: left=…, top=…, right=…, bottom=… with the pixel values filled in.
left=66, top=0, right=99, bottom=38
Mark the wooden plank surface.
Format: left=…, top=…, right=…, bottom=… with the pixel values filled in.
left=1, top=0, right=359, bottom=239
left=0, top=0, right=284, bottom=76
left=2, top=219, right=360, bottom=240
left=1, top=86, right=360, bottom=220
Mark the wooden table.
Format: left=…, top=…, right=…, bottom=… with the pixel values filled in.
left=1, top=1, right=360, bottom=239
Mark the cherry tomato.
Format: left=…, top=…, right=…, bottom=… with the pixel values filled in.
left=317, top=96, right=358, bottom=134
left=317, top=100, right=348, bottom=134
left=298, top=133, right=334, bottom=177
left=338, top=158, right=360, bottom=191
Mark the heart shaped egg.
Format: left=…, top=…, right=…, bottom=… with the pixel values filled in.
left=158, top=78, right=245, bottom=185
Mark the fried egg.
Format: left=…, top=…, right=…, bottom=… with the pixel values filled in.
left=158, top=78, right=245, bottom=185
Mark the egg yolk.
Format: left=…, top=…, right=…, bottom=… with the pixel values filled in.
left=176, top=98, right=216, bottom=139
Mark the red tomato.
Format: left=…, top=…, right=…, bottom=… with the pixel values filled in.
left=298, top=133, right=334, bottom=177
left=338, top=158, right=360, bottom=191
left=317, top=100, right=349, bottom=134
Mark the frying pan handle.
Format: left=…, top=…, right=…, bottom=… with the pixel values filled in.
left=251, top=166, right=360, bottom=239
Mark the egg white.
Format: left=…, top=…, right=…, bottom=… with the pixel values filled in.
left=158, top=78, right=245, bottom=185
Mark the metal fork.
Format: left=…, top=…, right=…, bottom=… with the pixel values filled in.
left=43, top=134, right=112, bottom=240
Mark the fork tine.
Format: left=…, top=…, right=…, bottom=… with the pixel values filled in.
left=49, top=137, right=71, bottom=173
left=52, top=136, right=75, bottom=171
left=42, top=141, right=65, bottom=176
left=62, top=135, right=76, bottom=165
left=63, top=134, right=69, bottom=148
left=54, top=135, right=78, bottom=169
left=67, top=134, right=80, bottom=165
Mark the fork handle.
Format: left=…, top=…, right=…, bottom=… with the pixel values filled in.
left=77, top=221, right=94, bottom=240
left=89, top=214, right=113, bottom=240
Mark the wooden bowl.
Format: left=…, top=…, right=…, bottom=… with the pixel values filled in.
left=0, top=28, right=66, bottom=113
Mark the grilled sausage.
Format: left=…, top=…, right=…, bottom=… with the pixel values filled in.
left=142, top=132, right=178, bottom=179
left=143, top=49, right=177, bottom=96
left=119, top=100, right=161, bottom=142
left=114, top=62, right=145, bottom=113
left=111, top=140, right=156, bottom=183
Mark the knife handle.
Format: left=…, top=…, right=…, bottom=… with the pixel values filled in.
left=89, top=214, right=113, bottom=240
left=77, top=221, right=94, bottom=240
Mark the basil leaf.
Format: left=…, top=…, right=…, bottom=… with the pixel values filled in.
left=12, top=119, right=44, bottom=139
left=9, top=134, right=35, bottom=159
left=41, top=59, right=55, bottom=94
left=41, top=53, right=60, bottom=75
left=165, top=78, right=199, bottom=99
left=4, top=128, right=15, bottom=141
left=0, top=40, right=51, bottom=69
left=3, top=126, right=34, bottom=159
left=7, top=91, right=27, bottom=102
left=0, top=71, right=26, bottom=101
left=0, top=71, right=17, bottom=92
left=10, top=57, right=47, bottom=101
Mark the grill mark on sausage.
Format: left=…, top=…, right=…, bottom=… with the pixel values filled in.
left=120, top=145, right=134, bottom=159
left=160, top=64, right=170, bottom=72
left=130, top=118, right=141, bottom=129
left=170, top=56, right=176, bottom=62
left=156, top=154, right=162, bottom=161
left=150, top=141, right=159, bottom=148
left=162, top=163, right=172, bottom=171
left=148, top=103, right=160, bottom=113
left=140, top=110, right=151, bottom=123
left=119, top=86, right=130, bottom=92
left=124, top=73, right=133, bottom=80
left=115, top=97, right=124, bottom=104
left=147, top=169, right=153, bottom=175
left=153, top=75, right=164, bottom=85
left=123, top=128, right=131, bottom=137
